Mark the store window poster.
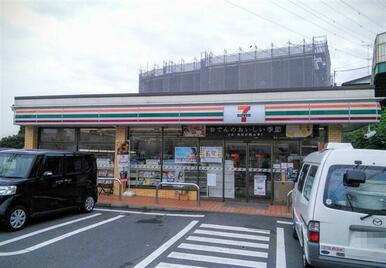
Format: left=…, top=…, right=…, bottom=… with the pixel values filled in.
left=175, top=147, right=197, bottom=163
left=200, top=147, right=223, bottom=163
left=254, top=174, right=266, bottom=196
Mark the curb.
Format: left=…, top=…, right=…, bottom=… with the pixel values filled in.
left=95, top=202, right=292, bottom=218
left=96, top=202, right=204, bottom=214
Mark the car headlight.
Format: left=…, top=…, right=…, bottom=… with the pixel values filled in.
left=0, top=186, right=17, bottom=196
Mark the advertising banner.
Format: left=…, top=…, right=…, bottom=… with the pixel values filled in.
left=182, top=125, right=206, bottom=137
left=118, top=154, right=129, bottom=182
left=175, top=147, right=198, bottom=163
left=200, top=146, right=223, bottom=163
left=207, top=173, right=217, bottom=187
left=286, top=124, right=312, bottom=138
left=206, top=125, right=285, bottom=138
left=254, top=175, right=267, bottom=196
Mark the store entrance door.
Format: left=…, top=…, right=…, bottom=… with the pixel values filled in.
left=225, top=142, right=272, bottom=202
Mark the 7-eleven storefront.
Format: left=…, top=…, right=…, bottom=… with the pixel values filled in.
left=14, top=86, right=382, bottom=203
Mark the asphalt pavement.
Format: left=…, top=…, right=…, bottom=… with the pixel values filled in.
left=0, top=206, right=302, bottom=268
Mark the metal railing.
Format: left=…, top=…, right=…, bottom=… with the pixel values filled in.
left=156, top=182, right=200, bottom=206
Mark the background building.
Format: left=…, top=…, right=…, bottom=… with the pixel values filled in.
left=373, top=32, right=386, bottom=104
left=139, top=37, right=331, bottom=93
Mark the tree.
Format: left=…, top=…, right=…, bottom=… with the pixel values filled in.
left=0, top=127, right=24, bottom=149
left=344, top=108, right=386, bottom=149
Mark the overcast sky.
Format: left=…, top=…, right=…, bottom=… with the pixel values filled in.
left=1, top=0, right=385, bottom=138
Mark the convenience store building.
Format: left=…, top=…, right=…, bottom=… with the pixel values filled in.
left=13, top=85, right=382, bottom=203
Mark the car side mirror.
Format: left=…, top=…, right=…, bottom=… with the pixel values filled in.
left=42, top=171, right=53, bottom=177
left=343, top=170, right=366, bottom=187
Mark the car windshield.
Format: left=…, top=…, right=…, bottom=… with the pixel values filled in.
left=324, top=165, right=386, bottom=214
left=0, top=153, right=35, bottom=179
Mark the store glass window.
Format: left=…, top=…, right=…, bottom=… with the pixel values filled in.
left=78, top=128, right=115, bottom=179
left=39, top=128, right=76, bottom=151
left=273, top=140, right=301, bottom=181
left=200, top=140, right=223, bottom=197
left=129, top=127, right=161, bottom=187
left=301, top=126, right=327, bottom=156
left=163, top=136, right=199, bottom=186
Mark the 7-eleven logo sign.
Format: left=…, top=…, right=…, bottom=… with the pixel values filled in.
left=237, top=105, right=251, bottom=123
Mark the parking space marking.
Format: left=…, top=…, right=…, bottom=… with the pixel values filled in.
left=156, top=262, right=205, bottom=268
left=168, top=252, right=267, bottom=268
left=133, top=220, right=199, bottom=268
left=0, top=215, right=124, bottom=256
left=276, top=227, right=286, bottom=268
left=194, top=229, right=270, bottom=242
left=178, top=242, right=268, bottom=258
left=186, top=235, right=269, bottom=249
left=94, top=208, right=205, bottom=218
left=0, top=213, right=102, bottom=247
left=277, top=220, right=292, bottom=225
left=200, top=223, right=270, bottom=234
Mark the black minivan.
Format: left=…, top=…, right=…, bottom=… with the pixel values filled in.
left=0, top=149, right=98, bottom=231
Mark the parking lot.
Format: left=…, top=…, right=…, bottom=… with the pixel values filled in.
left=0, top=207, right=302, bottom=268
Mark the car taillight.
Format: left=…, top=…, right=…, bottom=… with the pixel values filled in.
left=308, top=221, right=320, bottom=243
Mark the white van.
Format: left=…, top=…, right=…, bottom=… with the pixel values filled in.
left=292, top=143, right=386, bottom=268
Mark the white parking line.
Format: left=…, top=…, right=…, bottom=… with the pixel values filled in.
left=194, top=229, right=270, bottom=242
left=186, top=235, right=269, bottom=249
left=0, top=213, right=102, bottom=247
left=276, top=227, right=286, bottom=268
left=200, top=223, right=270, bottom=234
left=277, top=220, right=292, bottom=225
left=94, top=208, right=205, bottom=218
left=178, top=243, right=268, bottom=258
left=133, top=220, right=199, bottom=268
left=0, top=215, right=125, bottom=256
left=156, top=263, right=205, bottom=268
left=168, top=252, right=267, bottom=268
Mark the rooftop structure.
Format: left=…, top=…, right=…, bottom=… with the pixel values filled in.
left=139, top=37, right=331, bottom=93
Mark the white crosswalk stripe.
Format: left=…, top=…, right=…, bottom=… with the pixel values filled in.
left=155, top=262, right=206, bottom=268
left=168, top=252, right=267, bottom=268
left=178, top=243, right=268, bottom=258
left=186, top=235, right=269, bottom=249
left=151, top=222, right=272, bottom=268
left=200, top=223, right=270, bottom=235
left=194, top=229, right=270, bottom=242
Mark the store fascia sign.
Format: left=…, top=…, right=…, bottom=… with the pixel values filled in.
left=224, top=105, right=265, bottom=124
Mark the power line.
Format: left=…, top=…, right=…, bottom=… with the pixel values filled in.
left=339, top=0, right=384, bottom=31
left=300, top=0, right=375, bottom=39
left=333, top=47, right=367, bottom=59
left=223, top=0, right=310, bottom=39
left=319, top=0, right=378, bottom=36
left=334, top=66, right=369, bottom=72
left=288, top=0, right=370, bottom=46
left=269, top=1, right=343, bottom=38
left=334, top=60, right=369, bottom=69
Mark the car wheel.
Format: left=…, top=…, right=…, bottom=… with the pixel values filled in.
left=6, top=205, right=28, bottom=231
left=81, top=195, right=95, bottom=213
